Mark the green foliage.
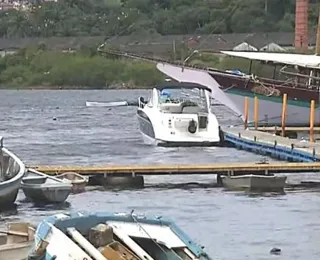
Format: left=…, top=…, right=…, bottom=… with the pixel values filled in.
left=0, top=49, right=163, bottom=88
left=0, top=0, right=318, bottom=38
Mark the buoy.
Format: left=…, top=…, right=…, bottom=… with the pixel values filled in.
left=53, top=117, right=57, bottom=121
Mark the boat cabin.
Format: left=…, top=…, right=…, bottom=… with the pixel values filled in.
left=143, top=82, right=212, bottom=114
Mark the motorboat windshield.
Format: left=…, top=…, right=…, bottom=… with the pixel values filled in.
left=158, top=87, right=209, bottom=113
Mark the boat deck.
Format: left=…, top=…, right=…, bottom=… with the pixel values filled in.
left=224, top=127, right=320, bottom=162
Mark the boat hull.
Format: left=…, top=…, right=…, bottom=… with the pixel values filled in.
left=21, top=186, right=71, bottom=204
left=225, top=91, right=319, bottom=126
left=56, top=172, right=88, bottom=194
left=137, top=109, right=221, bottom=147
left=0, top=141, right=26, bottom=209
left=221, top=175, right=287, bottom=192
left=0, top=241, right=33, bottom=259
left=209, top=71, right=320, bottom=126
left=21, top=169, right=72, bottom=204
left=70, top=182, right=87, bottom=194
left=0, top=179, right=22, bottom=208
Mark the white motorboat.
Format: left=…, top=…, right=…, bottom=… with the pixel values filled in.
left=137, top=82, right=223, bottom=146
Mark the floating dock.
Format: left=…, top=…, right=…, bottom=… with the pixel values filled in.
left=31, top=162, right=320, bottom=176
left=224, top=127, right=320, bottom=162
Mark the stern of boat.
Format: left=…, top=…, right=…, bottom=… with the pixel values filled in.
left=155, top=113, right=221, bottom=146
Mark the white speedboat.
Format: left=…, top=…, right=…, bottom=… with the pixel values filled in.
left=137, top=82, right=223, bottom=146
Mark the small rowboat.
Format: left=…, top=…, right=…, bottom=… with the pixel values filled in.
left=21, top=169, right=72, bottom=204
left=0, top=222, right=35, bottom=259
left=56, top=172, right=88, bottom=194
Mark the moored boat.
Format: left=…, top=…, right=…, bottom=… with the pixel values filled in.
left=56, top=172, right=88, bottom=193
left=221, top=174, right=287, bottom=192
left=21, top=168, right=72, bottom=204
left=208, top=51, right=320, bottom=126
left=0, top=136, right=26, bottom=209
left=137, top=82, right=225, bottom=146
left=28, top=211, right=212, bottom=260
left=0, top=222, right=35, bottom=260
left=99, top=48, right=320, bottom=127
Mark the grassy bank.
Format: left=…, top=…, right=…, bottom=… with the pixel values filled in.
left=0, top=47, right=164, bottom=89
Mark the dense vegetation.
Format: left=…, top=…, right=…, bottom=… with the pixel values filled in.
left=0, top=44, right=281, bottom=88
left=1, top=0, right=320, bottom=38
left=0, top=46, right=164, bottom=88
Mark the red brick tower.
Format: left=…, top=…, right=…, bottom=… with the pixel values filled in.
left=295, top=0, right=309, bottom=51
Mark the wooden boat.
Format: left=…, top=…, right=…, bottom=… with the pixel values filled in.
left=99, top=48, right=320, bottom=127
left=21, top=168, right=72, bottom=204
left=28, top=211, right=212, bottom=260
left=221, top=174, right=287, bottom=192
left=0, top=222, right=35, bottom=259
left=56, top=172, right=88, bottom=193
left=0, top=136, right=26, bottom=209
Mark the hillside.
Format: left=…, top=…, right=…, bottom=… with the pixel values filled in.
left=0, top=0, right=319, bottom=38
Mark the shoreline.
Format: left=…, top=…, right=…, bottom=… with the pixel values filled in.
left=0, top=85, right=152, bottom=90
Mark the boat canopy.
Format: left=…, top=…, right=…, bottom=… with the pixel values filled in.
left=155, top=82, right=212, bottom=92
left=221, top=51, right=320, bottom=69
left=156, top=63, right=244, bottom=121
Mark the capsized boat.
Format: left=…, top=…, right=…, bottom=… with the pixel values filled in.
left=28, top=211, right=212, bottom=260
left=0, top=136, right=26, bottom=209
left=137, top=82, right=224, bottom=146
left=21, top=168, right=72, bottom=204
left=221, top=174, right=287, bottom=192
left=56, top=171, right=88, bottom=193
left=0, top=222, right=35, bottom=259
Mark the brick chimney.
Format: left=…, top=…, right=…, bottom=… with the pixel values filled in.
left=295, top=0, right=309, bottom=51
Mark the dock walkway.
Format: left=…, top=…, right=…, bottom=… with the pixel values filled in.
left=32, top=162, right=320, bottom=176
left=224, top=127, right=320, bottom=162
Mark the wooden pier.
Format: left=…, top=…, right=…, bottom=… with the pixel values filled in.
left=31, top=162, right=320, bottom=176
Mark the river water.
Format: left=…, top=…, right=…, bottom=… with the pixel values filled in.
left=0, top=89, right=319, bottom=260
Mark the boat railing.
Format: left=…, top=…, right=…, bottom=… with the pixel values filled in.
left=257, top=75, right=319, bottom=91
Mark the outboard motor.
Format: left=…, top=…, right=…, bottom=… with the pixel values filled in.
left=188, top=119, right=197, bottom=134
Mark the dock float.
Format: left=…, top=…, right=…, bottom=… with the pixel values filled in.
left=31, top=162, right=320, bottom=176
left=223, top=127, right=320, bottom=162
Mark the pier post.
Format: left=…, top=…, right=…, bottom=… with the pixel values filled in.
left=254, top=96, right=258, bottom=130
left=244, top=97, right=249, bottom=129
left=281, top=94, right=287, bottom=137
left=310, top=100, right=315, bottom=142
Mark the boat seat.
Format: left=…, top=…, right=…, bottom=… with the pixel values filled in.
left=159, top=104, right=182, bottom=113
left=100, top=241, right=140, bottom=260
left=181, top=106, right=202, bottom=114
left=23, top=176, right=47, bottom=184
